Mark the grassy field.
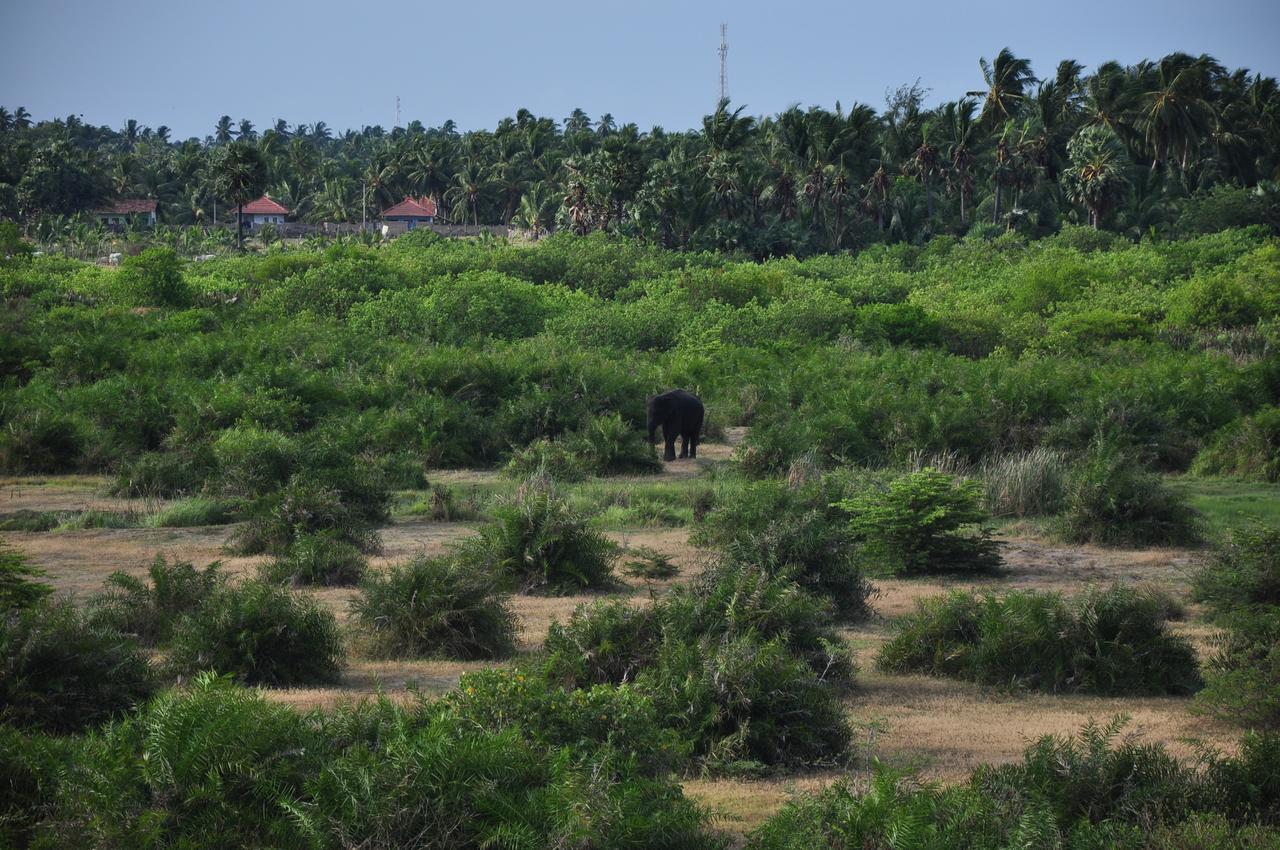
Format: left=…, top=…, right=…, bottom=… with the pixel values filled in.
left=5, top=439, right=1265, bottom=839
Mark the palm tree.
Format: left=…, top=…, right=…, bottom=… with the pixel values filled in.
left=214, top=115, right=234, bottom=144
left=513, top=181, right=554, bottom=238
left=1139, top=53, right=1219, bottom=172
left=938, top=99, right=981, bottom=225
left=210, top=141, right=268, bottom=249
left=908, top=126, right=942, bottom=225
left=969, top=48, right=1038, bottom=129
left=236, top=118, right=257, bottom=141
left=0, top=107, right=12, bottom=132
left=446, top=160, right=487, bottom=225
left=14, top=107, right=32, bottom=129
left=1063, top=125, right=1131, bottom=227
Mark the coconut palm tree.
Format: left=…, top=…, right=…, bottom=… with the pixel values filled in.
left=1139, top=53, right=1219, bottom=172
left=210, top=141, right=267, bottom=249
left=1063, top=125, right=1131, bottom=227
left=214, top=115, right=234, bottom=144
left=969, top=48, right=1038, bottom=129
left=937, top=99, right=981, bottom=225
left=446, top=160, right=488, bottom=225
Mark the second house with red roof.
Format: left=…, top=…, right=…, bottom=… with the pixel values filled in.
left=232, top=195, right=290, bottom=232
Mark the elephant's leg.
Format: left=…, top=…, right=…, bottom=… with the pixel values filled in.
left=679, top=434, right=689, bottom=459
left=689, top=435, right=698, bottom=458
left=663, top=429, right=677, bottom=461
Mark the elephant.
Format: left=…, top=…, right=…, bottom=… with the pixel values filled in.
left=647, top=389, right=705, bottom=461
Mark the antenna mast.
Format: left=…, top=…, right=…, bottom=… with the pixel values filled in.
left=396, top=96, right=401, bottom=127
left=718, top=24, right=728, bottom=103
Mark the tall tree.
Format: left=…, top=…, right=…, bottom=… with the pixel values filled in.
left=210, top=141, right=268, bottom=249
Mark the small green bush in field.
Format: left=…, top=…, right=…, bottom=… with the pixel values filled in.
left=460, top=475, right=617, bottom=592
left=0, top=599, right=156, bottom=733
left=1196, top=609, right=1280, bottom=730
left=89, top=555, right=225, bottom=644
left=544, top=599, right=663, bottom=687
left=503, top=437, right=590, bottom=481
left=166, top=580, right=343, bottom=686
left=118, top=247, right=189, bottom=307
left=212, top=425, right=297, bottom=496
left=232, top=472, right=385, bottom=555
left=575, top=411, right=663, bottom=475
left=146, top=497, right=237, bottom=527
left=1193, top=527, right=1280, bottom=618
left=0, top=538, right=52, bottom=610
left=877, top=585, right=1201, bottom=695
left=637, top=635, right=852, bottom=772
left=260, top=532, right=368, bottom=586
left=351, top=555, right=516, bottom=659
left=1058, top=445, right=1202, bottom=547
left=837, top=468, right=1002, bottom=575
left=1192, top=407, right=1280, bottom=483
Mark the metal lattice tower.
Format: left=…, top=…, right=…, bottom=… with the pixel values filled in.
left=718, top=24, right=728, bottom=103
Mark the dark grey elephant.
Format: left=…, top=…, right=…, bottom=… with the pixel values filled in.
left=646, top=389, right=705, bottom=461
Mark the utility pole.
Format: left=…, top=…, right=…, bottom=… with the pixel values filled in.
left=718, top=24, right=728, bottom=103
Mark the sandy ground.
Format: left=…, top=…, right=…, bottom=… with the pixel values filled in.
left=2, top=436, right=1239, bottom=837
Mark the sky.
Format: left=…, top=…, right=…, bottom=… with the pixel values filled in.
left=3, top=0, right=1279, bottom=139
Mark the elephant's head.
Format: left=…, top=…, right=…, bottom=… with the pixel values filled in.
left=645, top=394, right=666, bottom=444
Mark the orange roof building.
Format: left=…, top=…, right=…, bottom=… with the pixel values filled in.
left=382, top=196, right=438, bottom=228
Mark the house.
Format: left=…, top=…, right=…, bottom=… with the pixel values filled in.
left=381, top=196, right=438, bottom=231
left=93, top=199, right=158, bottom=227
left=232, top=196, right=290, bottom=230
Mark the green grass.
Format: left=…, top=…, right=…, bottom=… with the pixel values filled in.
left=1168, top=476, right=1280, bottom=539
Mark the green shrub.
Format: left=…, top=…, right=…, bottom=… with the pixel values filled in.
left=1058, top=445, right=1202, bottom=547
left=877, top=585, right=1202, bottom=695
left=696, top=475, right=876, bottom=620
left=0, top=599, right=156, bottom=733
left=1193, top=527, right=1280, bottom=618
left=146, top=497, right=237, bottom=527
left=260, top=532, right=368, bottom=586
left=112, top=449, right=208, bottom=498
left=118, top=247, right=190, bottom=307
left=350, top=555, right=516, bottom=659
left=0, top=510, right=59, bottom=532
left=166, top=580, right=344, bottom=686
left=212, top=425, right=297, bottom=496
left=0, top=725, right=73, bottom=849
left=1192, top=407, right=1280, bottom=482
left=978, top=448, right=1069, bottom=517
left=0, top=410, right=87, bottom=474
left=638, top=635, right=852, bottom=772
left=575, top=411, right=663, bottom=475
left=1196, top=609, right=1280, bottom=730
left=503, top=437, right=590, bottom=481
left=232, top=471, right=385, bottom=555
left=622, top=546, right=680, bottom=580
left=460, top=475, right=617, bottom=592
left=544, top=599, right=664, bottom=687
left=838, top=468, right=1002, bottom=575
left=88, top=555, right=225, bottom=644
left=0, top=538, right=52, bottom=610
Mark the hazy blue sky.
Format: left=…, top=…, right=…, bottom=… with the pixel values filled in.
left=3, top=0, right=1278, bottom=139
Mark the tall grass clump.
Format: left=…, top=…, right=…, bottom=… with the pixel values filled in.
left=259, top=532, right=368, bottom=586
left=1, top=599, right=156, bottom=733
left=1057, top=443, right=1202, bottom=546
left=837, top=468, right=1002, bottom=576
left=145, top=497, right=237, bottom=528
left=460, top=475, right=617, bottom=592
left=166, top=580, right=343, bottom=686
left=0, top=538, right=52, bottom=610
left=350, top=555, right=517, bottom=659
left=979, top=448, right=1070, bottom=517
left=695, top=474, right=876, bottom=620
left=877, top=585, right=1202, bottom=695
left=88, top=555, right=225, bottom=644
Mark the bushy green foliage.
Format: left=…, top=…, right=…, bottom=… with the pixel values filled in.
left=351, top=555, right=516, bottom=659
left=505, top=412, right=661, bottom=480
left=838, top=468, right=1002, bottom=575
left=166, top=580, right=344, bottom=686
left=1194, top=527, right=1280, bottom=617
left=232, top=470, right=387, bottom=555
left=118, top=247, right=190, bottom=307
left=503, top=437, right=590, bottom=481
left=621, top=546, right=680, bottom=579
left=544, top=599, right=664, bottom=687
left=695, top=474, right=876, bottom=619
left=146, top=496, right=237, bottom=527
left=0, top=599, right=156, bottom=733
left=0, top=538, right=52, bottom=610
left=745, top=720, right=1280, bottom=849
left=1193, top=407, right=1280, bottom=482
left=877, top=585, right=1202, bottom=695
left=88, top=555, right=225, bottom=644
left=211, top=424, right=297, bottom=496
left=1058, top=444, right=1203, bottom=546
left=461, top=475, right=618, bottom=592
left=260, top=532, right=368, bottom=586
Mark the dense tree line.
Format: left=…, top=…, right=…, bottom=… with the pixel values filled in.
left=2, top=48, right=1278, bottom=255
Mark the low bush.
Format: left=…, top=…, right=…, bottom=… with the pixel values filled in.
left=1193, top=527, right=1280, bottom=618
left=0, top=725, right=73, bottom=849
left=745, top=720, right=1280, bottom=849
left=0, top=510, right=59, bottom=532
left=877, top=585, right=1202, bottom=695
left=231, top=471, right=385, bottom=555
left=838, top=468, right=1002, bottom=576
left=0, top=538, right=52, bottom=610
left=1057, top=444, right=1202, bottom=547
left=460, top=475, right=617, bottom=592
left=118, top=247, right=190, bottom=307
left=1196, top=609, right=1280, bottom=730
left=544, top=599, right=664, bottom=687
left=260, top=532, right=368, bottom=586
left=979, top=448, right=1069, bottom=517
left=0, top=599, right=156, bottom=733
left=1192, top=407, right=1280, bottom=482
left=503, top=437, right=590, bottom=481
left=88, top=555, right=224, bottom=644
left=211, top=425, right=298, bottom=497
left=111, top=449, right=208, bottom=498
left=166, top=580, right=344, bottom=686
left=638, top=635, right=852, bottom=773
left=146, top=497, right=238, bottom=527
left=696, top=474, right=876, bottom=619
left=621, top=546, right=680, bottom=580
left=350, top=555, right=516, bottom=659
left=575, top=411, right=663, bottom=475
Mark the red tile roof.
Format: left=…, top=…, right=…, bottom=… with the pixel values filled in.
left=233, top=195, right=290, bottom=215
left=382, top=196, right=438, bottom=218
left=95, top=199, right=158, bottom=215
